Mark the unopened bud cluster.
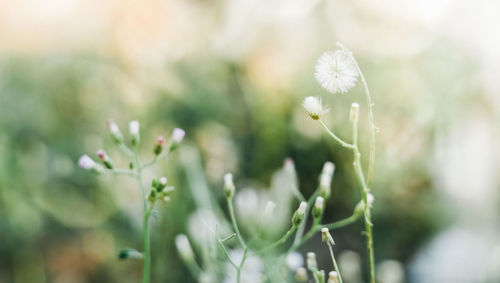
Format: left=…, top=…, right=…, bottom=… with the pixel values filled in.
left=148, top=176, right=173, bottom=202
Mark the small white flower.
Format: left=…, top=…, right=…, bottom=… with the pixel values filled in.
left=129, top=120, right=140, bottom=135
left=172, top=128, right=185, bottom=143
left=307, top=252, right=317, bottom=269
left=328, top=271, right=339, bottom=283
left=315, top=50, right=359, bottom=94
left=175, top=234, right=194, bottom=262
left=78, top=154, right=95, bottom=170
left=302, top=96, right=328, bottom=120
left=159, top=177, right=167, bottom=185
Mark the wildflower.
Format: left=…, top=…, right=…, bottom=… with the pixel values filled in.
left=328, top=271, right=339, bottom=283
left=319, top=162, right=335, bottom=199
left=302, top=96, right=328, bottom=120
left=292, top=201, right=307, bottom=227
left=315, top=50, right=358, bottom=94
left=78, top=154, right=104, bottom=173
left=350, top=103, right=360, bottom=122
left=224, top=173, right=235, bottom=199
left=108, top=119, right=123, bottom=144
left=175, top=234, right=194, bottom=262
left=129, top=120, right=140, bottom=145
left=169, top=128, right=185, bottom=152
left=321, top=228, right=335, bottom=245
left=312, top=196, right=325, bottom=219
left=97, top=149, right=114, bottom=169
left=154, top=136, right=164, bottom=155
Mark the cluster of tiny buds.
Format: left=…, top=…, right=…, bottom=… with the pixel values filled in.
left=292, top=201, right=307, bottom=227
left=321, top=228, right=335, bottom=245
left=148, top=176, right=173, bottom=202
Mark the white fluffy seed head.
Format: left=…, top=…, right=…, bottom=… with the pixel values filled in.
left=172, top=128, right=186, bottom=143
left=315, top=50, right=359, bottom=94
left=129, top=120, right=140, bottom=135
left=78, top=154, right=95, bottom=170
left=302, top=96, right=328, bottom=120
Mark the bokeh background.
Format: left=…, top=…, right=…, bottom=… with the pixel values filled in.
left=1, top=0, right=499, bottom=282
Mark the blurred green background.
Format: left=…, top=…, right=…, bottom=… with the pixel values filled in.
left=1, top=0, right=499, bottom=282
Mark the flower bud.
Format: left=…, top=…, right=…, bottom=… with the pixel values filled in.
left=292, top=201, right=307, bottom=227
left=350, top=102, right=360, bottom=122
left=129, top=120, right=140, bottom=146
left=157, top=176, right=167, bottom=192
left=312, top=196, right=325, bottom=220
left=118, top=248, right=143, bottom=260
left=78, top=154, right=104, bottom=174
left=175, top=234, right=194, bottom=262
left=129, top=161, right=134, bottom=169
left=154, top=136, right=164, bottom=155
left=224, top=173, right=235, bottom=199
left=328, top=271, right=339, bottom=283
left=319, top=162, right=335, bottom=199
left=97, top=149, right=114, bottom=169
left=354, top=193, right=374, bottom=215
left=169, top=128, right=185, bottom=152
left=295, top=268, right=308, bottom=282
left=321, top=228, right=335, bottom=245
left=108, top=120, right=123, bottom=144
left=307, top=252, right=317, bottom=270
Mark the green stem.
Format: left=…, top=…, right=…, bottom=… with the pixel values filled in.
left=327, top=242, right=343, bottom=283
left=337, top=43, right=376, bottom=185
left=352, top=118, right=375, bottom=283
left=236, top=248, right=248, bottom=283
left=227, top=198, right=246, bottom=249
left=293, top=213, right=361, bottom=250
left=318, top=120, right=354, bottom=149
left=255, top=226, right=297, bottom=254
left=291, top=191, right=318, bottom=250
left=134, top=154, right=151, bottom=283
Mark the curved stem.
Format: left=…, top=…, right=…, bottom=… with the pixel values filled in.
left=294, top=213, right=361, bottom=250
left=255, top=226, right=297, bottom=255
left=227, top=199, right=246, bottom=249
left=337, top=43, right=376, bottom=185
left=318, top=120, right=354, bottom=149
